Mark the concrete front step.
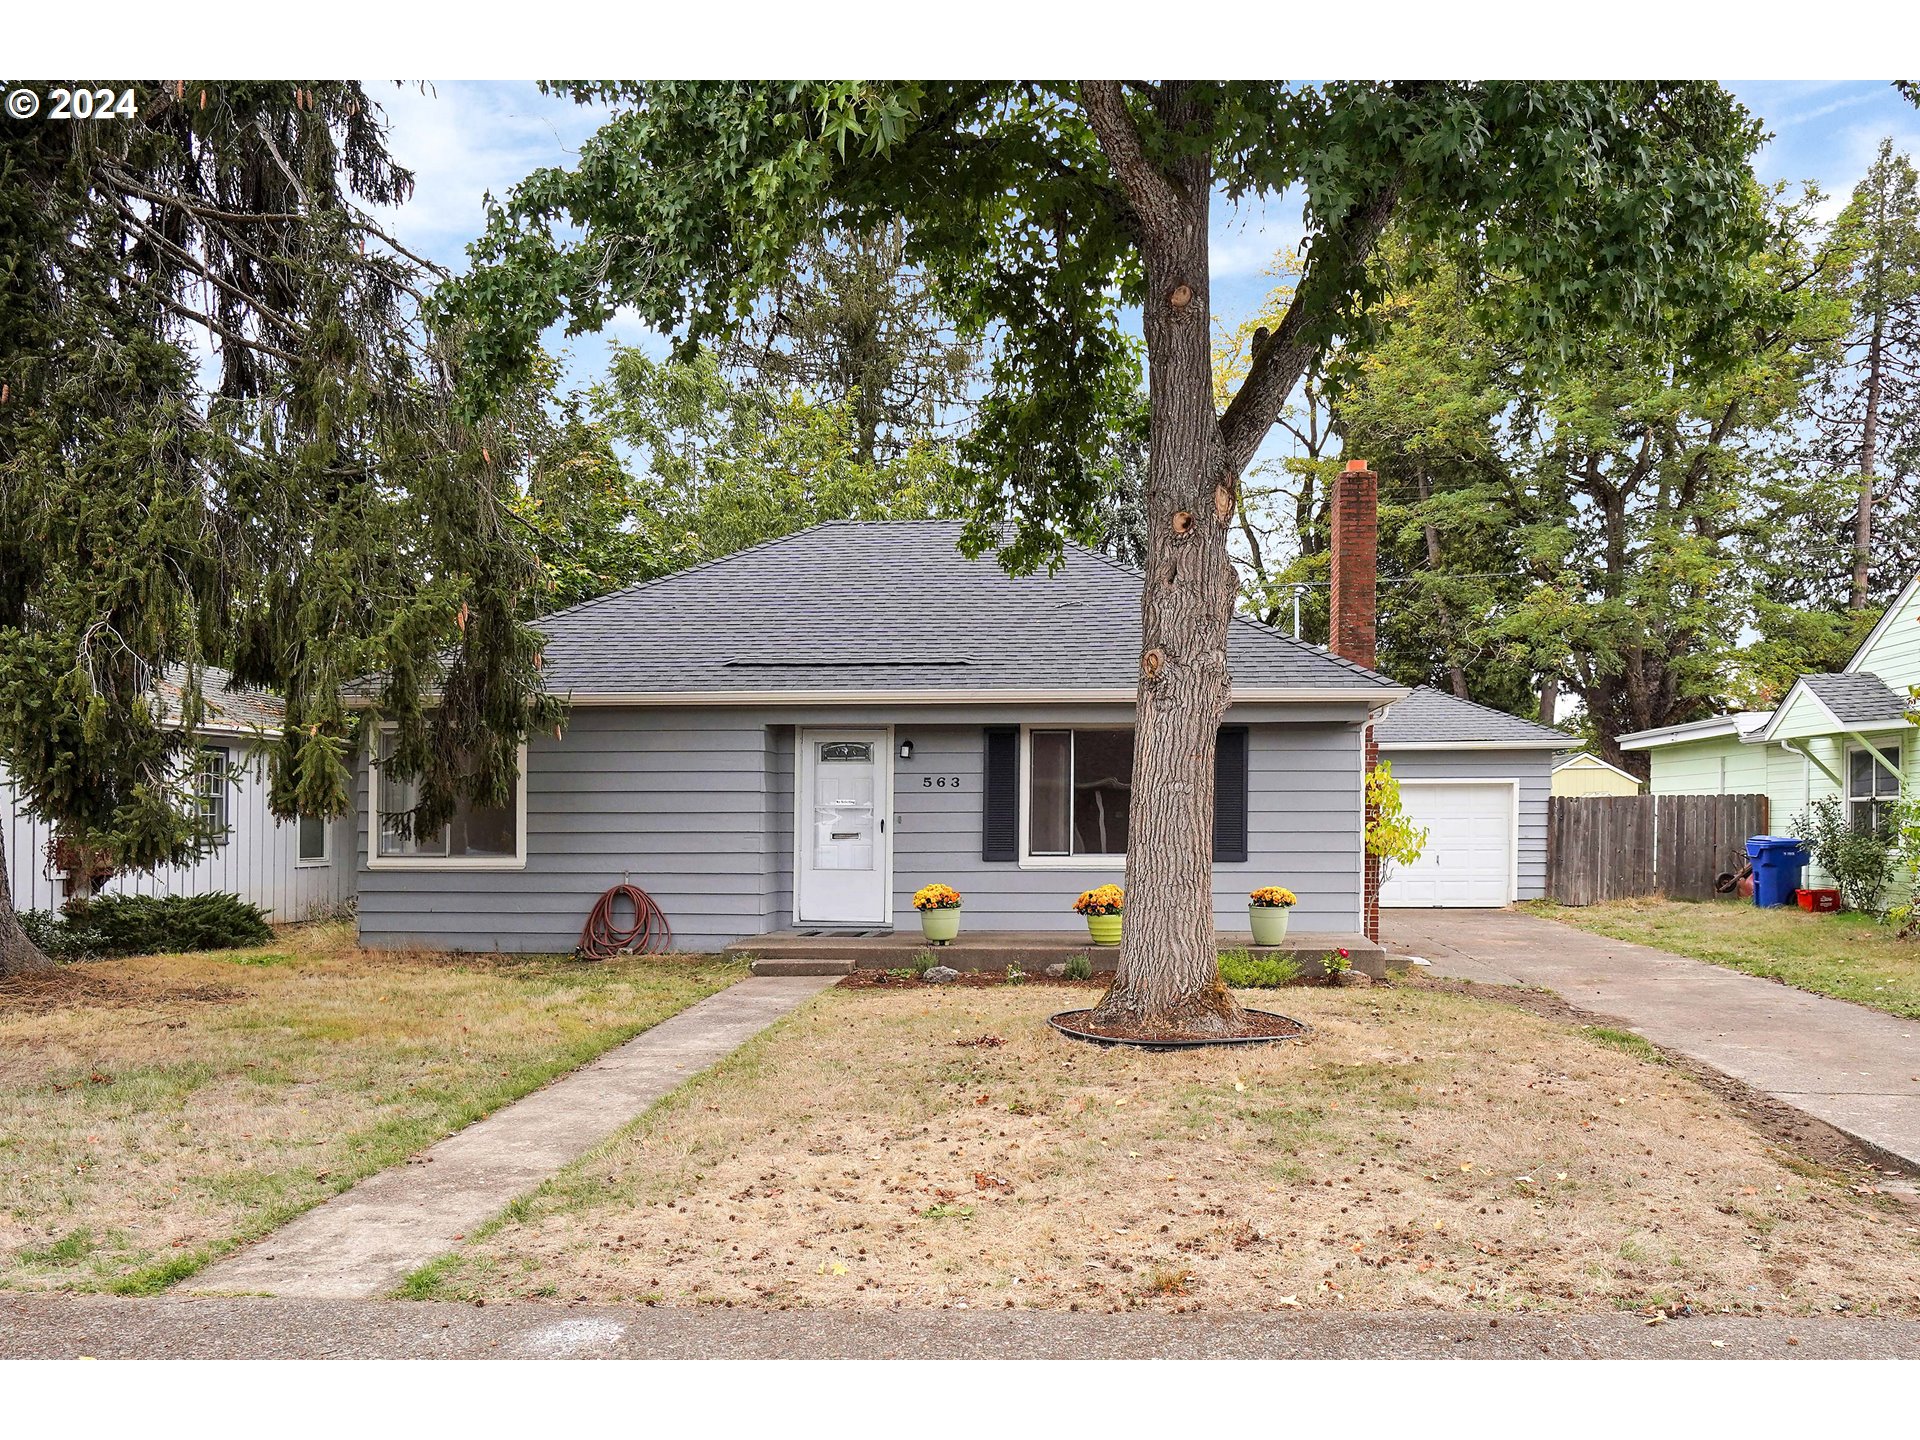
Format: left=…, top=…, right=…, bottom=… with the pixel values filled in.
left=747, top=957, right=856, bottom=977
left=729, top=929, right=1395, bottom=979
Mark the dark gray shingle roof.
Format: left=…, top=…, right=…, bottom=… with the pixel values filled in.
left=536, top=521, right=1399, bottom=697
left=1803, top=671, right=1909, bottom=726
left=1374, top=685, right=1572, bottom=747
left=156, top=664, right=285, bottom=732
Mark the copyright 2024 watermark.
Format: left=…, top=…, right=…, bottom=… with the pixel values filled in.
left=5, top=86, right=139, bottom=121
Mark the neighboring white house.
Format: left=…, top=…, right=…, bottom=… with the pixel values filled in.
left=3, top=667, right=356, bottom=922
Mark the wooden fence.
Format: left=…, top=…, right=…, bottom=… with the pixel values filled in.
left=1547, top=793, right=1770, bottom=905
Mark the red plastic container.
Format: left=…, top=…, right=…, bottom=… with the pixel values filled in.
left=1795, top=888, right=1841, bottom=913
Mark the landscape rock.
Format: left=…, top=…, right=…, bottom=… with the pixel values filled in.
left=923, top=966, right=960, bottom=984
left=1043, top=963, right=1068, bottom=978
left=1333, top=970, right=1373, bottom=987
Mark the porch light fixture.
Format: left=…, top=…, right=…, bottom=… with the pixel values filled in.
left=897, top=738, right=914, bottom=760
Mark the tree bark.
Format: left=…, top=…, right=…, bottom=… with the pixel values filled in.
left=1852, top=308, right=1884, bottom=611
left=1537, top=675, right=1560, bottom=727
left=1415, top=469, right=1470, bottom=699
left=0, top=828, right=56, bottom=978
left=1080, top=83, right=1242, bottom=1036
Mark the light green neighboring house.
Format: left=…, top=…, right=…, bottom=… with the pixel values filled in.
left=1618, top=570, right=1920, bottom=885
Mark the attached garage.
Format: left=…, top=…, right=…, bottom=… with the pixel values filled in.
left=1373, top=687, right=1570, bottom=908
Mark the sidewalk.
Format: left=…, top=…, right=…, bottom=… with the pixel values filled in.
left=1382, top=909, right=1920, bottom=1171
left=187, top=976, right=837, bottom=1299
left=7, top=1294, right=1919, bottom=1359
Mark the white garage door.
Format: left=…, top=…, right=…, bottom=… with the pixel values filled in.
left=1381, top=781, right=1514, bottom=908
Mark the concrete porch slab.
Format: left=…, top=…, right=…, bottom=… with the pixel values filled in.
left=729, top=928, right=1396, bottom=978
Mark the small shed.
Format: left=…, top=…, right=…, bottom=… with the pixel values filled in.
left=1551, top=752, right=1644, bottom=797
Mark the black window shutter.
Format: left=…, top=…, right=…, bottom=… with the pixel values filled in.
left=1213, top=726, right=1250, bottom=863
left=982, top=726, right=1019, bottom=862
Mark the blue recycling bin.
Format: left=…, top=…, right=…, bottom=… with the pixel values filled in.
left=1745, top=835, right=1809, bottom=908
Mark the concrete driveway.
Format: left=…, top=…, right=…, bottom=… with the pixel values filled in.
left=1381, top=908, right=1920, bottom=1172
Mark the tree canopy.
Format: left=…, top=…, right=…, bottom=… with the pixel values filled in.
left=442, top=79, right=1771, bottom=1037
left=0, top=82, right=560, bottom=974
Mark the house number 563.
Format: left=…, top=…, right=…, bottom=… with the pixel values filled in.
left=922, top=776, right=962, bottom=788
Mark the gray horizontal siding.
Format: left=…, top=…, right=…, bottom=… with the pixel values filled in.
left=355, top=707, right=773, bottom=954
left=890, top=722, right=1363, bottom=933
left=1383, top=748, right=1555, bottom=900
left=356, top=705, right=1369, bottom=954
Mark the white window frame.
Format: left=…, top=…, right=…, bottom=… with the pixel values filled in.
left=366, top=726, right=529, bottom=871
left=294, top=813, right=332, bottom=868
left=1017, top=723, right=1134, bottom=871
left=197, top=745, right=232, bottom=845
left=1846, top=739, right=1902, bottom=834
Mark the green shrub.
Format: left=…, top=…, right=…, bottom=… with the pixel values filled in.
left=1063, top=952, right=1093, bottom=981
left=1217, top=948, right=1302, bottom=988
left=41, top=893, right=274, bottom=958
left=907, top=948, right=940, bottom=977
left=18, top=909, right=96, bottom=959
left=1794, top=798, right=1894, bottom=913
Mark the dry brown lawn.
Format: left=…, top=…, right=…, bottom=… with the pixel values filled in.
left=0, top=923, right=740, bottom=1293
left=407, top=981, right=1920, bottom=1316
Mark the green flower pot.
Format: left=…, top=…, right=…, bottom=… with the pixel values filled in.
left=1085, top=913, right=1123, bottom=946
left=920, top=906, right=961, bottom=944
left=1249, top=905, right=1291, bottom=946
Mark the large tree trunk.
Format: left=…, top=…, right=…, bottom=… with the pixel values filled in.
left=0, top=828, right=56, bottom=978
left=1851, top=311, right=1884, bottom=612
left=1082, top=86, right=1243, bottom=1037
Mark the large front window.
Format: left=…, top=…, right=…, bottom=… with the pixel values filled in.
left=1027, top=728, right=1133, bottom=859
left=373, top=730, right=523, bottom=866
left=1848, top=741, right=1902, bottom=836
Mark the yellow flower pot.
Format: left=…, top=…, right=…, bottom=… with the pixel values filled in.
left=1085, top=913, right=1123, bottom=946
left=920, top=906, right=961, bottom=945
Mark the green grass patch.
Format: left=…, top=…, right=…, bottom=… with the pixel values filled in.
left=1527, top=897, right=1920, bottom=1018
left=1580, top=1026, right=1665, bottom=1065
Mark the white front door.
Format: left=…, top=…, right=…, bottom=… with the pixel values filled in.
left=795, top=728, right=892, bottom=926
left=1380, top=781, right=1515, bottom=908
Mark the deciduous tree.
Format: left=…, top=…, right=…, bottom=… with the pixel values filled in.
left=446, top=80, right=1767, bottom=1038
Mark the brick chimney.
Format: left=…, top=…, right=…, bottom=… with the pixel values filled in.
left=1329, top=459, right=1378, bottom=669
left=1331, top=459, right=1383, bottom=942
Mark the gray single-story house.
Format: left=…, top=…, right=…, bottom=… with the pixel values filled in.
left=355, top=520, right=1415, bottom=953
left=1372, top=686, right=1571, bottom=907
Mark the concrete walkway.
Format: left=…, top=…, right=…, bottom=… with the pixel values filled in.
left=1383, top=910, right=1920, bottom=1170
left=6, top=1295, right=1918, bottom=1359
left=188, top=976, right=837, bottom=1299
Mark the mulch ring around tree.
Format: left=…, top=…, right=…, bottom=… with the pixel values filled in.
left=1048, top=1006, right=1311, bottom=1050
left=0, top=966, right=241, bottom=1015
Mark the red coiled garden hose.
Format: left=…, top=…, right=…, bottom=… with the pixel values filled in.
left=577, top=883, right=672, bottom=959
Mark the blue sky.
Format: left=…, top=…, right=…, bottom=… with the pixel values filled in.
left=372, top=79, right=1920, bottom=413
